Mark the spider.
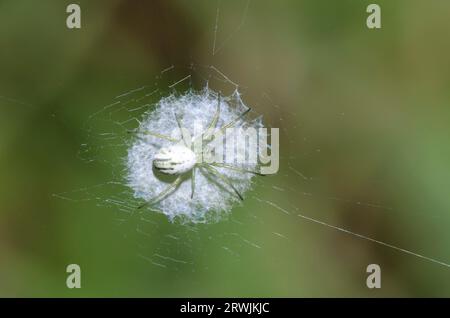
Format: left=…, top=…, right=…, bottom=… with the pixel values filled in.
left=136, top=93, right=265, bottom=210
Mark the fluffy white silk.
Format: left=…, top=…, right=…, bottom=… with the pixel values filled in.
left=126, top=88, right=264, bottom=223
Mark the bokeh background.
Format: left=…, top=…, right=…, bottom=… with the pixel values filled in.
left=1, top=0, right=450, bottom=297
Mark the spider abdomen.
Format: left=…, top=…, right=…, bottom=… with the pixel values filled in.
left=153, top=145, right=196, bottom=175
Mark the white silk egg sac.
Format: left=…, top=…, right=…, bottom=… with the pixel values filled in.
left=126, top=88, right=265, bottom=223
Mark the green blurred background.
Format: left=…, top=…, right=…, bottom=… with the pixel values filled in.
left=1, top=0, right=450, bottom=297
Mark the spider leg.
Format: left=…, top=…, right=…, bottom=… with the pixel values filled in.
left=137, top=175, right=183, bottom=209
left=205, top=107, right=251, bottom=144
left=202, top=92, right=221, bottom=141
left=210, top=163, right=266, bottom=176
left=201, top=164, right=243, bottom=201
left=191, top=167, right=196, bottom=199
left=130, top=130, right=179, bottom=142
left=174, top=113, right=190, bottom=147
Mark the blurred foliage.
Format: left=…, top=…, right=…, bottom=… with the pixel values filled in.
left=0, top=0, right=449, bottom=297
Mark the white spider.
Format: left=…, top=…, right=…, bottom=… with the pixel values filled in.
left=135, top=93, right=264, bottom=210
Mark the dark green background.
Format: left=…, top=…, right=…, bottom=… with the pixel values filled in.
left=0, top=0, right=449, bottom=297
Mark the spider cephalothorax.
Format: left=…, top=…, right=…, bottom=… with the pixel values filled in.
left=127, top=89, right=267, bottom=221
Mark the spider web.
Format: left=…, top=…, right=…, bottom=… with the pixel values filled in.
left=54, top=64, right=274, bottom=270
left=53, top=0, right=450, bottom=283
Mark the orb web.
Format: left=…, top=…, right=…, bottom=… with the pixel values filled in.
left=52, top=0, right=450, bottom=279
left=53, top=65, right=275, bottom=269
